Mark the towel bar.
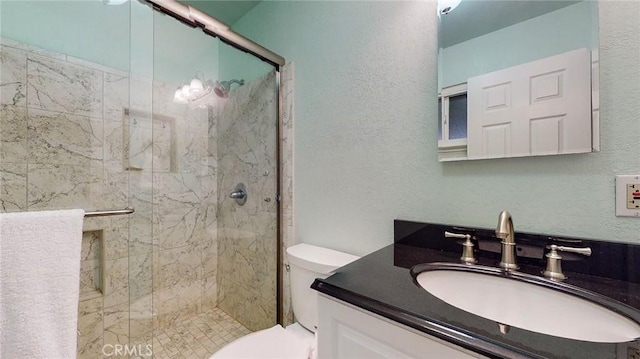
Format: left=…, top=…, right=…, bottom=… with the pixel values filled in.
left=84, top=207, right=135, bottom=218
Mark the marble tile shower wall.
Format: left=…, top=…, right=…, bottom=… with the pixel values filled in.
left=0, top=39, right=134, bottom=357
left=0, top=38, right=217, bottom=357
left=151, top=81, right=217, bottom=330
left=215, top=71, right=278, bottom=331
left=280, top=62, right=295, bottom=326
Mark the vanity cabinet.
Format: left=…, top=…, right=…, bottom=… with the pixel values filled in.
left=317, top=294, right=487, bottom=359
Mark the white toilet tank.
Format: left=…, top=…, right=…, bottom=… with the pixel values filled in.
left=286, top=243, right=360, bottom=333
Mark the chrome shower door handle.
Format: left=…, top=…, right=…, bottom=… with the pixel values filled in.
left=229, top=183, right=247, bottom=205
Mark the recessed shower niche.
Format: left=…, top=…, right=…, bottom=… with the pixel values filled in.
left=79, top=230, right=104, bottom=301
left=123, top=108, right=177, bottom=172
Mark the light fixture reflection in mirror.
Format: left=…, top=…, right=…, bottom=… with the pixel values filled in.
left=436, top=0, right=599, bottom=161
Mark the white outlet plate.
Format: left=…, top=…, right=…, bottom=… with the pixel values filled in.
left=616, top=175, right=640, bottom=217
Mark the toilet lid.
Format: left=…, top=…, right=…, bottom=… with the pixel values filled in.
left=210, top=325, right=311, bottom=359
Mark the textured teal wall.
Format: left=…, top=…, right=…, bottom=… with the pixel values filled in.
left=218, top=41, right=273, bottom=87
left=1, top=0, right=131, bottom=71
left=152, top=10, right=219, bottom=85
left=233, top=1, right=640, bottom=256
left=0, top=0, right=218, bottom=84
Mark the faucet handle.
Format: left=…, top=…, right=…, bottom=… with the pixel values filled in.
left=553, top=245, right=592, bottom=257
left=543, top=244, right=592, bottom=281
left=445, top=231, right=470, bottom=240
left=444, top=231, right=477, bottom=265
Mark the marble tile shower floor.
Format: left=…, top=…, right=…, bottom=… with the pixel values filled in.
left=150, top=307, right=251, bottom=359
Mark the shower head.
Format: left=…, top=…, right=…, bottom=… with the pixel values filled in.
left=213, top=79, right=245, bottom=98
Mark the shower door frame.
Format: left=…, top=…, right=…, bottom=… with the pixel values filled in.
left=144, top=0, right=287, bottom=325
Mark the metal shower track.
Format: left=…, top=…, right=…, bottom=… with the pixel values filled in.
left=146, top=0, right=285, bottom=68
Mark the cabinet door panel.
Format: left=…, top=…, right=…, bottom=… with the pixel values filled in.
left=317, top=295, right=487, bottom=359
left=530, top=115, right=563, bottom=155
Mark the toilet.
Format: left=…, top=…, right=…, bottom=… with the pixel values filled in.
left=210, top=243, right=360, bottom=359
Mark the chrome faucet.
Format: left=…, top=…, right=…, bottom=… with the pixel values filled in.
left=495, top=210, right=518, bottom=271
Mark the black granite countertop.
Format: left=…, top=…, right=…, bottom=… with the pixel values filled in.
left=311, top=220, right=640, bottom=359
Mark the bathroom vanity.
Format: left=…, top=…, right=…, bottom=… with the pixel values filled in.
left=317, top=293, right=485, bottom=358
left=312, top=220, right=640, bottom=359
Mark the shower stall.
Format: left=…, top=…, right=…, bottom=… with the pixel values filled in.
left=0, top=1, right=292, bottom=357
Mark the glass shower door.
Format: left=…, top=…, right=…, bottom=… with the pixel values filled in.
left=0, top=1, right=280, bottom=356
left=148, top=7, right=279, bottom=356
left=215, top=42, right=279, bottom=331
left=0, top=1, right=156, bottom=357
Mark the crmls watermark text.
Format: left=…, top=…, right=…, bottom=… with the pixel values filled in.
left=102, top=344, right=153, bottom=357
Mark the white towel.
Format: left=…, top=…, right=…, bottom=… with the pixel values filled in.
left=0, top=209, right=84, bottom=359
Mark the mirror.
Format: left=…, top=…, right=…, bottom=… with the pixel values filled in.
left=437, top=0, right=599, bottom=161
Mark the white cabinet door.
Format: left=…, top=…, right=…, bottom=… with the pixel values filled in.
left=317, top=294, right=487, bottom=359
left=467, top=48, right=592, bottom=159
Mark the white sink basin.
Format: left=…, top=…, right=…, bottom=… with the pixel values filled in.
left=413, top=264, right=640, bottom=343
